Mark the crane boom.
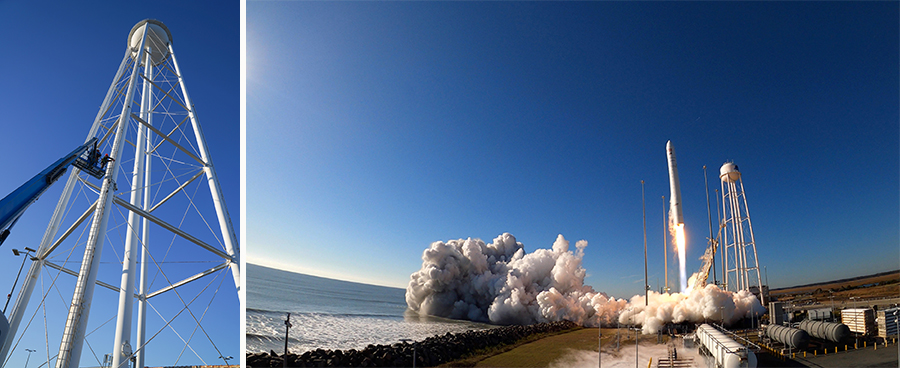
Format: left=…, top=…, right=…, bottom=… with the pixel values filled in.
left=0, top=137, right=105, bottom=246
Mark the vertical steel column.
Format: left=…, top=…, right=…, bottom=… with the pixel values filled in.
left=56, top=26, right=147, bottom=368
left=111, top=44, right=152, bottom=368
left=0, top=49, right=132, bottom=365
left=720, top=179, right=731, bottom=292
left=169, top=45, right=241, bottom=299
left=728, top=180, right=745, bottom=290
left=740, top=180, right=764, bottom=305
left=135, top=82, right=153, bottom=368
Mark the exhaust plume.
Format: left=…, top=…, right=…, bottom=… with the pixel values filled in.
left=406, top=233, right=764, bottom=332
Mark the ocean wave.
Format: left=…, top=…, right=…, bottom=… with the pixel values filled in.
left=246, top=310, right=496, bottom=354
left=246, top=308, right=404, bottom=320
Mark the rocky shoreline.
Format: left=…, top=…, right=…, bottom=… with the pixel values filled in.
left=246, top=320, right=578, bottom=367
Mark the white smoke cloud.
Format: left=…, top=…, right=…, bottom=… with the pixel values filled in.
left=406, top=233, right=765, bottom=333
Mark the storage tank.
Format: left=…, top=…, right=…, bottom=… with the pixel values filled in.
left=799, top=320, right=850, bottom=342
left=696, top=324, right=757, bottom=368
left=765, top=324, right=809, bottom=349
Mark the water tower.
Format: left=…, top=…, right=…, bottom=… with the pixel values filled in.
left=0, top=20, right=239, bottom=368
left=719, top=162, right=764, bottom=304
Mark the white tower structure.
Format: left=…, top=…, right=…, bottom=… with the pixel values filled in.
left=719, top=162, right=764, bottom=305
left=0, top=19, right=239, bottom=368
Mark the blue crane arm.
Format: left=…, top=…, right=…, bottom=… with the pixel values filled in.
left=0, top=137, right=105, bottom=246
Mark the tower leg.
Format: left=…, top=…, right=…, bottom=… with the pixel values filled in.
left=0, top=48, right=132, bottom=364
left=111, top=45, right=153, bottom=368
left=135, top=102, right=152, bottom=368
left=56, top=26, right=148, bottom=368
left=170, top=46, right=241, bottom=299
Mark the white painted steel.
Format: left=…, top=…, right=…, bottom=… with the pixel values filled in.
left=720, top=162, right=740, bottom=183
left=128, top=19, right=171, bottom=66
left=135, top=94, right=153, bottom=368
left=0, top=47, right=132, bottom=365
left=3, top=19, right=238, bottom=368
left=696, top=324, right=757, bottom=368
left=719, top=162, right=764, bottom=305
left=111, top=42, right=153, bottom=368
left=56, top=24, right=148, bottom=368
left=170, top=45, right=242, bottom=299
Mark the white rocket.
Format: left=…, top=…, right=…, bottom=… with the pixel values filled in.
left=666, top=140, right=683, bottom=225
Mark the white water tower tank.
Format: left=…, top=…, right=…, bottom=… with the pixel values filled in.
left=128, top=19, right=173, bottom=66
left=720, top=162, right=741, bottom=183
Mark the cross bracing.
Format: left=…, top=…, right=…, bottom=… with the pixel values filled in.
left=0, top=20, right=238, bottom=368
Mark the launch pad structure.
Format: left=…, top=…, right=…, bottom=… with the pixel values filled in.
left=0, top=19, right=239, bottom=368
left=664, top=141, right=765, bottom=306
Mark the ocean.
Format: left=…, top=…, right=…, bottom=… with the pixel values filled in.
left=246, top=263, right=496, bottom=354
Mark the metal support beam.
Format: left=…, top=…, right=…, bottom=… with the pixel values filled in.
left=147, top=170, right=204, bottom=213
left=146, top=262, right=229, bottom=300
left=56, top=26, right=147, bottom=366
left=131, top=113, right=205, bottom=165
left=38, top=201, right=98, bottom=261
left=0, top=46, right=132, bottom=364
left=170, top=45, right=241, bottom=300
left=112, top=197, right=232, bottom=261
left=43, top=261, right=126, bottom=295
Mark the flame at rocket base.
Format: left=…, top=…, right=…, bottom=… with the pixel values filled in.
left=666, top=140, right=687, bottom=292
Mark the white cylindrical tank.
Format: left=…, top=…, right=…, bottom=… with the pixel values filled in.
left=799, top=319, right=850, bottom=342
left=720, top=162, right=741, bottom=183
left=128, top=19, right=173, bottom=66
left=765, top=324, right=810, bottom=349
left=697, top=324, right=757, bottom=368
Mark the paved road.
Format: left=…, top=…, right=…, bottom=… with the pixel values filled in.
left=790, top=344, right=899, bottom=368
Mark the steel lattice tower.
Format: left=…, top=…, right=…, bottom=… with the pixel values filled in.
left=0, top=19, right=239, bottom=368
left=719, top=162, right=764, bottom=305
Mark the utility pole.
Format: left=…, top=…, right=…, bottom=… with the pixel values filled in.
left=400, top=339, right=416, bottom=368
left=704, top=165, right=716, bottom=285
left=662, top=196, right=668, bottom=294
left=284, top=312, right=292, bottom=368
left=640, top=180, right=647, bottom=368
left=642, top=180, right=648, bottom=304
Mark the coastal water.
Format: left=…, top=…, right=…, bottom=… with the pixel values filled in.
left=246, top=263, right=496, bottom=354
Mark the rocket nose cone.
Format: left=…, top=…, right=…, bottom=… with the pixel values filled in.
left=666, top=140, right=672, bottom=148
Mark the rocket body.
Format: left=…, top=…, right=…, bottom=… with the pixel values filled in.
left=666, top=141, right=683, bottom=225
left=667, top=140, right=688, bottom=292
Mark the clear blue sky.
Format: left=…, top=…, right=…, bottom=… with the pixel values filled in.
left=247, top=2, right=899, bottom=297
left=0, top=1, right=239, bottom=367
left=247, top=1, right=899, bottom=300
